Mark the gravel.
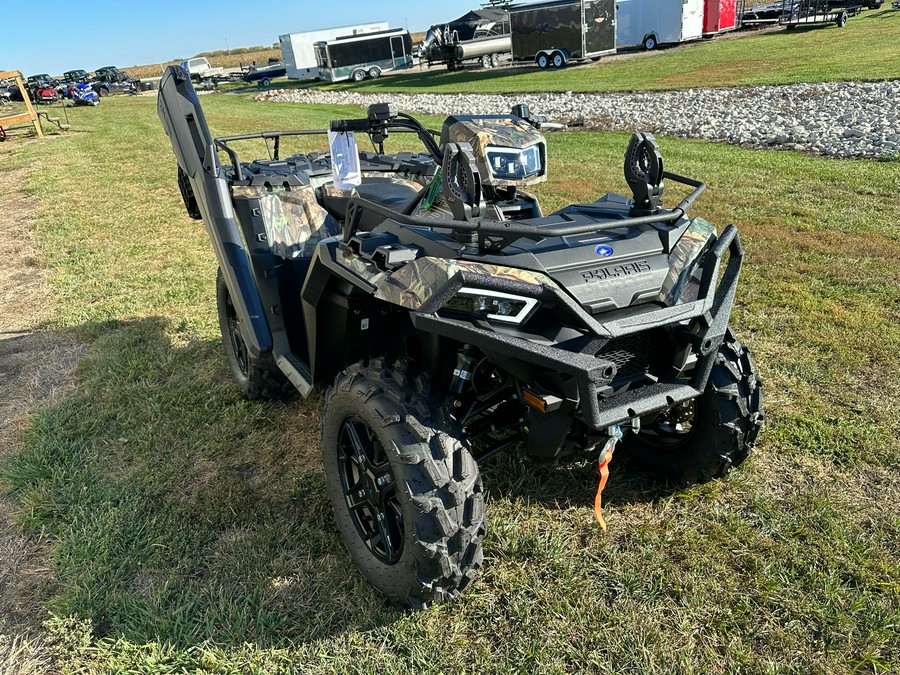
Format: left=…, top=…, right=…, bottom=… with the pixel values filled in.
left=255, top=80, right=900, bottom=159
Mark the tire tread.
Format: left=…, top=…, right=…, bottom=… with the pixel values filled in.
left=323, top=358, right=485, bottom=608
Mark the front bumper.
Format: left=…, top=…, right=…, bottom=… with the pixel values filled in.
left=410, top=225, right=743, bottom=430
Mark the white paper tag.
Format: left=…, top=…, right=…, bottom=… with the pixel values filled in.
left=328, top=130, right=362, bottom=189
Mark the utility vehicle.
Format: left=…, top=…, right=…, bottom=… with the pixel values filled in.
left=158, top=65, right=763, bottom=608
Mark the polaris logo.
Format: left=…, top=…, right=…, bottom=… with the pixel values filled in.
left=582, top=261, right=651, bottom=283
left=595, top=245, right=614, bottom=257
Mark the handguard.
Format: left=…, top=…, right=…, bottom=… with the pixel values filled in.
left=441, top=142, right=484, bottom=221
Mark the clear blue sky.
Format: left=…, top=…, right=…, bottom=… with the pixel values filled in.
left=0, top=0, right=482, bottom=76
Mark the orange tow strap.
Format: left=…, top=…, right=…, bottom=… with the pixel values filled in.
left=594, top=425, right=622, bottom=531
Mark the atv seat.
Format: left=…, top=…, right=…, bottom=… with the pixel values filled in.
left=320, top=176, right=426, bottom=229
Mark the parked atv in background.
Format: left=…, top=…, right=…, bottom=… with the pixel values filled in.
left=26, top=74, right=62, bottom=104
left=63, top=69, right=92, bottom=85
left=92, top=72, right=136, bottom=96
left=67, top=82, right=99, bottom=106
left=158, top=65, right=763, bottom=608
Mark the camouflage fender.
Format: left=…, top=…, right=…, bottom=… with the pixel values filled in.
left=337, top=246, right=389, bottom=287
left=232, top=184, right=337, bottom=258
left=658, top=217, right=717, bottom=306
left=374, top=257, right=553, bottom=310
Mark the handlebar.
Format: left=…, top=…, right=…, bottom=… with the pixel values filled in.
left=330, top=119, right=370, bottom=133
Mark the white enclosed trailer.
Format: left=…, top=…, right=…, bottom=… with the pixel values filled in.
left=615, top=0, right=705, bottom=50
left=279, top=22, right=388, bottom=80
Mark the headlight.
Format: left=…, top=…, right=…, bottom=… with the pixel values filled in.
left=485, top=144, right=542, bottom=181
left=442, top=288, right=539, bottom=324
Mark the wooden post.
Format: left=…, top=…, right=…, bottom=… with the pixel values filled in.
left=0, top=70, right=43, bottom=138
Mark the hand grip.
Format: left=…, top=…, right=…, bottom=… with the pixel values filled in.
left=329, top=119, right=369, bottom=132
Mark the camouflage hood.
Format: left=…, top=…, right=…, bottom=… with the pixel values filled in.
left=440, top=115, right=547, bottom=188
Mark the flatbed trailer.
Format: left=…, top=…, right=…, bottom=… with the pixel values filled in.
left=779, top=0, right=861, bottom=26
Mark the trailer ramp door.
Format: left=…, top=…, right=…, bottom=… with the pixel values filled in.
left=584, top=0, right=617, bottom=55
left=391, top=36, right=406, bottom=68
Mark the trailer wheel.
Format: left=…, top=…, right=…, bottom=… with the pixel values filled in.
left=836, top=10, right=849, bottom=26
left=491, top=53, right=500, bottom=67
left=351, top=69, right=366, bottom=82
left=260, top=78, right=271, bottom=87
left=481, top=54, right=492, bottom=69
left=536, top=53, right=550, bottom=69
left=551, top=51, right=566, bottom=68
left=367, top=67, right=381, bottom=79
left=643, top=35, right=658, bottom=50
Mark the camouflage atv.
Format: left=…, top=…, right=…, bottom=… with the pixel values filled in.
left=157, top=66, right=763, bottom=608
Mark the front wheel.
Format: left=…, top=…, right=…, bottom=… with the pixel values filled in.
left=351, top=69, right=366, bottom=82
left=622, top=329, right=764, bottom=483
left=536, top=53, right=550, bottom=69
left=215, top=269, right=294, bottom=400
left=322, top=360, right=486, bottom=608
left=836, top=10, right=849, bottom=26
left=643, top=35, right=657, bottom=50
left=481, top=54, right=492, bottom=69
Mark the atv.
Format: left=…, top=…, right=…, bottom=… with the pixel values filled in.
left=157, top=65, right=763, bottom=608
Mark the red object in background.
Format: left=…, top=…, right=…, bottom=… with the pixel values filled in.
left=704, top=0, right=738, bottom=34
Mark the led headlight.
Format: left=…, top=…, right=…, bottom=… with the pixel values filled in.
left=442, top=288, right=539, bottom=324
left=486, top=145, right=542, bottom=181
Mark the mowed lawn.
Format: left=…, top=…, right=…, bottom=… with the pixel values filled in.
left=307, top=7, right=900, bottom=94
left=1, top=94, right=899, bottom=673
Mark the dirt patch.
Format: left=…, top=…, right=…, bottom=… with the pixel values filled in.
left=0, top=160, right=85, bottom=631
left=656, top=58, right=785, bottom=88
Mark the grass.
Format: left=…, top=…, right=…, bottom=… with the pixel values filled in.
left=0, top=93, right=899, bottom=673
left=302, top=8, right=900, bottom=94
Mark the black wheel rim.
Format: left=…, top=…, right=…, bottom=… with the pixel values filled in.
left=337, top=418, right=404, bottom=565
left=224, top=292, right=250, bottom=377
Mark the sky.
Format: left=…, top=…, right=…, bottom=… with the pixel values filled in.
left=0, top=0, right=483, bottom=76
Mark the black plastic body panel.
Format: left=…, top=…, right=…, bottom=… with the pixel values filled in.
left=157, top=66, right=273, bottom=358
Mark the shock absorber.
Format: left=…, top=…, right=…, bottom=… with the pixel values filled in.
left=449, top=344, right=479, bottom=398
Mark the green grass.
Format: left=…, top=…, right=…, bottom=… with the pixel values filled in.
left=300, top=8, right=900, bottom=94
left=1, top=94, right=899, bottom=673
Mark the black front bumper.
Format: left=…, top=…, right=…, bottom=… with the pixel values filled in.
left=411, top=225, right=743, bottom=430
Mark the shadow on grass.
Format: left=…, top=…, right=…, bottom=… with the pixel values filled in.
left=481, top=445, right=683, bottom=513
left=1, top=317, right=407, bottom=649
left=1, top=315, right=684, bottom=650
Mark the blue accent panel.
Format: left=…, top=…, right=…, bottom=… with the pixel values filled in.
left=223, top=241, right=273, bottom=352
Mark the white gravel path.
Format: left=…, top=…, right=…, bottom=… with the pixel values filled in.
left=255, top=80, right=900, bottom=159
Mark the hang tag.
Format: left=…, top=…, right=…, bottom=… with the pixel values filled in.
left=328, top=130, right=362, bottom=189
